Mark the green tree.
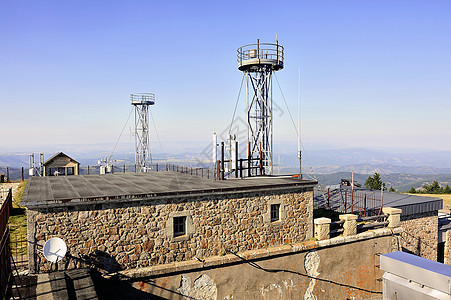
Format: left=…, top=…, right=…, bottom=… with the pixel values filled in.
left=444, top=184, right=451, bottom=194
left=364, top=173, right=386, bottom=190
left=423, top=181, right=443, bottom=194
left=408, top=187, right=416, bottom=193
left=389, top=186, right=396, bottom=193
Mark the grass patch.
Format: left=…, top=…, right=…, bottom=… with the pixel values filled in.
left=407, top=193, right=451, bottom=208
left=8, top=181, right=28, bottom=255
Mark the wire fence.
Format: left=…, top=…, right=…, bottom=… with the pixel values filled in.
left=0, top=163, right=215, bottom=182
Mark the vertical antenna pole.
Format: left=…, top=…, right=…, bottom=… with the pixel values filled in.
left=298, top=67, right=302, bottom=179
left=220, top=142, right=225, bottom=180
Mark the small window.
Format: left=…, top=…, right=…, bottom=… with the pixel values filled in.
left=173, top=216, right=186, bottom=237
left=270, top=204, right=280, bottom=222
left=67, top=167, right=74, bottom=175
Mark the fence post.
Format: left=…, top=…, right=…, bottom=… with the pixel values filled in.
left=6, top=167, right=9, bottom=182
left=248, top=141, right=251, bottom=177
left=344, top=190, right=347, bottom=213
left=112, top=165, right=114, bottom=174
left=364, top=194, right=367, bottom=217
left=314, top=218, right=331, bottom=240
left=123, top=165, right=126, bottom=173
left=339, top=214, right=357, bottom=236
left=240, top=159, right=243, bottom=178
left=156, top=163, right=159, bottom=172
left=22, top=167, right=24, bottom=181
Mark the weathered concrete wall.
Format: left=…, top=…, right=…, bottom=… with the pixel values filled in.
left=400, top=211, right=438, bottom=261
left=124, top=229, right=401, bottom=300
left=28, top=188, right=313, bottom=273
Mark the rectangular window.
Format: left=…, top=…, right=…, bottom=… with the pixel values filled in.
left=270, top=204, right=280, bottom=222
left=67, top=167, right=74, bottom=175
left=173, top=216, right=186, bottom=237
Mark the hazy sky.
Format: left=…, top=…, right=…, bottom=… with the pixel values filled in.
left=1, top=0, right=450, bottom=155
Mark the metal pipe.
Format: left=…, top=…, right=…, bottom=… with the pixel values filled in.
left=221, top=142, right=225, bottom=180
left=235, top=141, right=239, bottom=178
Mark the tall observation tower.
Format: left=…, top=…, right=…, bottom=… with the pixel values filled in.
left=131, top=93, right=155, bottom=172
left=237, top=39, right=284, bottom=176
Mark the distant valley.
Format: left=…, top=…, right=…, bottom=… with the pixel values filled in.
left=1, top=144, right=451, bottom=193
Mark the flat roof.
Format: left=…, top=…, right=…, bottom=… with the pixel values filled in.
left=22, top=172, right=317, bottom=208
left=314, top=185, right=442, bottom=216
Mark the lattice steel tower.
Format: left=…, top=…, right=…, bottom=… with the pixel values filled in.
left=237, top=39, right=284, bottom=175
left=131, top=93, right=155, bottom=172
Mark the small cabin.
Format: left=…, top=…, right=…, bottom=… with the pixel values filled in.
left=43, top=152, right=80, bottom=176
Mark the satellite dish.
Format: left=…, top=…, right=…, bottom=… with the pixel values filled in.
left=43, top=237, right=67, bottom=263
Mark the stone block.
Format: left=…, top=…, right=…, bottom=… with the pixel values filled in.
left=339, top=214, right=357, bottom=236
left=382, top=207, right=402, bottom=228
left=314, top=217, right=331, bottom=241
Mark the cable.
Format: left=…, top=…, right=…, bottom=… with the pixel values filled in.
left=149, top=108, right=169, bottom=167
left=109, top=107, right=134, bottom=161
left=274, top=73, right=317, bottom=181
left=228, top=73, right=245, bottom=136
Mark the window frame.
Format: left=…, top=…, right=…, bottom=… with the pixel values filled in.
left=173, top=216, right=187, bottom=237
left=270, top=203, right=281, bottom=222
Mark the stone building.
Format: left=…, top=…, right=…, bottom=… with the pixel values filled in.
left=43, top=152, right=80, bottom=176
left=22, top=172, right=316, bottom=273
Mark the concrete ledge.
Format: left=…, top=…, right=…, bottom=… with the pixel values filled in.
left=121, top=227, right=403, bottom=279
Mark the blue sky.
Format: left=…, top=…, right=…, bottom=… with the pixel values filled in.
left=1, top=0, right=450, bottom=156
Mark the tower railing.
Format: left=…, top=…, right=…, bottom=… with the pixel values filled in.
left=237, top=42, right=284, bottom=70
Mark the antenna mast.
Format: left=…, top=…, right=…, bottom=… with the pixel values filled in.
left=237, top=39, right=284, bottom=176
left=298, top=67, right=302, bottom=179
left=131, top=93, right=155, bottom=172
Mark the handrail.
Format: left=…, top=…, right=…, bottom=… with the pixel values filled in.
left=237, top=41, right=284, bottom=65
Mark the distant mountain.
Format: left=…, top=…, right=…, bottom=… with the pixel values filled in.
left=313, top=172, right=451, bottom=193
left=311, top=163, right=451, bottom=175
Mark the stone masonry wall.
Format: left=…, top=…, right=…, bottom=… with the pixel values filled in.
left=28, top=188, right=313, bottom=273
left=445, top=230, right=451, bottom=265
left=400, top=211, right=438, bottom=261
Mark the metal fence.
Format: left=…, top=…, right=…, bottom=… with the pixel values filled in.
left=329, top=214, right=389, bottom=238
left=0, top=188, right=12, bottom=300
left=78, top=163, right=214, bottom=179
left=0, top=167, right=28, bottom=182
left=315, top=186, right=383, bottom=217
left=1, top=163, right=215, bottom=181
left=10, top=234, right=27, bottom=273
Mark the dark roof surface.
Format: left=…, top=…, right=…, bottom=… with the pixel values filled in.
left=43, top=152, right=80, bottom=166
left=22, top=171, right=316, bottom=207
left=314, top=185, right=442, bottom=216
